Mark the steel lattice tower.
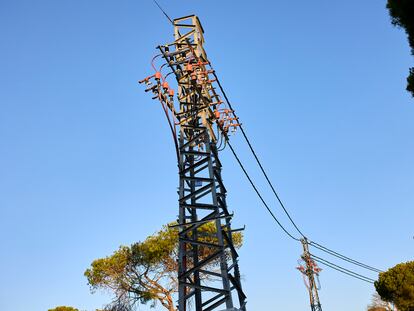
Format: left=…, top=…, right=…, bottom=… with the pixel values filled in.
left=140, top=15, right=247, bottom=311
left=297, top=238, right=323, bottom=311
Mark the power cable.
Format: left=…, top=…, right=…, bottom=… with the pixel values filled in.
left=313, top=258, right=374, bottom=284
left=213, top=71, right=307, bottom=240
left=311, top=254, right=376, bottom=284
left=309, top=241, right=383, bottom=273
left=213, top=71, right=384, bottom=277
left=152, top=0, right=174, bottom=25
left=227, top=140, right=301, bottom=241
left=227, top=138, right=379, bottom=285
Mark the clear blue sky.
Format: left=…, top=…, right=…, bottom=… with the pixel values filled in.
left=1, top=1, right=413, bottom=310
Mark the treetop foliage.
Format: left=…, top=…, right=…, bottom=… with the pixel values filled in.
left=375, top=260, right=414, bottom=311
left=387, top=0, right=414, bottom=96
left=84, top=222, right=243, bottom=311
left=387, top=0, right=414, bottom=53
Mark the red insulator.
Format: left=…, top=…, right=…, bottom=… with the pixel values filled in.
left=214, top=110, right=220, bottom=119
left=168, top=89, right=174, bottom=97
left=155, top=71, right=161, bottom=80
left=162, top=81, right=169, bottom=89
left=186, top=63, right=193, bottom=72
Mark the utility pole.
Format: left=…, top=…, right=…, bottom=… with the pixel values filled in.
left=140, top=15, right=247, bottom=311
left=297, top=238, right=323, bottom=311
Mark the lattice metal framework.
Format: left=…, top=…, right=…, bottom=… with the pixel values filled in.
left=297, top=238, right=323, bottom=311
left=139, top=15, right=247, bottom=311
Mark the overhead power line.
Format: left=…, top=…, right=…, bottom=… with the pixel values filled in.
left=227, top=141, right=301, bottom=241
left=152, top=0, right=174, bottom=25
left=213, top=71, right=307, bottom=240
left=213, top=70, right=385, bottom=276
left=309, top=241, right=383, bottom=273
left=311, top=254, right=376, bottom=284
left=227, top=132, right=380, bottom=285
left=214, top=70, right=384, bottom=282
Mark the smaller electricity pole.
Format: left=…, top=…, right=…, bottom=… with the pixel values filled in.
left=297, top=238, right=323, bottom=311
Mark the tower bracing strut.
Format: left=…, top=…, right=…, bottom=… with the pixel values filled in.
left=297, top=238, right=323, bottom=311
left=140, top=15, right=247, bottom=311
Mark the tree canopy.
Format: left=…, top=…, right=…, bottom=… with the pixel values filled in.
left=85, top=222, right=243, bottom=311
left=387, top=0, right=414, bottom=97
left=375, top=260, right=414, bottom=311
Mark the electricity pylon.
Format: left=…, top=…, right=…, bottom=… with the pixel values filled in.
left=297, top=238, right=323, bottom=311
left=140, top=15, right=247, bottom=311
